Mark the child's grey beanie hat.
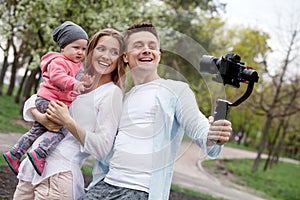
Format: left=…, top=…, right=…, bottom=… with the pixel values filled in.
left=53, top=21, right=88, bottom=48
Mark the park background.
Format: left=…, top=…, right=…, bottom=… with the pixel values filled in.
left=0, top=0, right=299, bottom=199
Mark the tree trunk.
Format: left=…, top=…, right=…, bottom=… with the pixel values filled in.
left=0, top=38, right=12, bottom=96
left=6, top=59, right=18, bottom=96
left=0, top=54, right=9, bottom=96
left=252, top=116, right=273, bottom=173
left=271, top=119, right=289, bottom=165
left=263, top=119, right=283, bottom=171
left=6, top=39, right=21, bottom=96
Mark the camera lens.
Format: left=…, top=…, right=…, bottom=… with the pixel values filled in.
left=241, top=69, right=259, bottom=82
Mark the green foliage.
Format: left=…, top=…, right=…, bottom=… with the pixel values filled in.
left=232, top=28, right=271, bottom=64
left=0, top=0, right=227, bottom=69
left=229, top=104, right=264, bottom=144
left=204, top=159, right=300, bottom=200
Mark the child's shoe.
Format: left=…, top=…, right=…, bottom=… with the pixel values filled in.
left=27, top=150, right=46, bottom=176
left=3, top=152, right=21, bottom=175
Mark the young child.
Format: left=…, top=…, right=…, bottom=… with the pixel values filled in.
left=3, top=21, right=90, bottom=176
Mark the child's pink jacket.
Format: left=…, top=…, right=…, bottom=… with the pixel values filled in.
left=37, top=52, right=82, bottom=106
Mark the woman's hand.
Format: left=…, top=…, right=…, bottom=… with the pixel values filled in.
left=47, top=100, right=86, bottom=145
left=207, top=116, right=232, bottom=146
left=46, top=100, right=72, bottom=126
left=31, top=108, right=62, bottom=132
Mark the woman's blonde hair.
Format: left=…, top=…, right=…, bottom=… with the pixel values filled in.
left=85, top=28, right=126, bottom=92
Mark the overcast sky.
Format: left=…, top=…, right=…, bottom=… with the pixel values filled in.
left=220, top=0, right=300, bottom=32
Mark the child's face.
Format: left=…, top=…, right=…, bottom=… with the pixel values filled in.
left=62, top=39, right=88, bottom=63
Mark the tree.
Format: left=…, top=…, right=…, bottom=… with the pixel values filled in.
left=250, top=24, right=300, bottom=172
left=0, top=0, right=20, bottom=96
left=0, top=0, right=226, bottom=105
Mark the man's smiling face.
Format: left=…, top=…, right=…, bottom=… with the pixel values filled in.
left=123, top=31, right=161, bottom=71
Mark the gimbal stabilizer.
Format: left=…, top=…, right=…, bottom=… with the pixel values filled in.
left=200, top=53, right=259, bottom=120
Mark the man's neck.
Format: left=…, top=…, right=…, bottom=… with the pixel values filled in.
left=131, top=69, right=160, bottom=85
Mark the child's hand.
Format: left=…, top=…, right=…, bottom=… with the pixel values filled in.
left=77, top=83, right=85, bottom=93
left=81, top=74, right=95, bottom=90
left=73, top=74, right=95, bottom=95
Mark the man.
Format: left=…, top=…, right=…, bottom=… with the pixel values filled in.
left=83, top=23, right=232, bottom=200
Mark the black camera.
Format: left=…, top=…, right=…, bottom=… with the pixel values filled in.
left=200, top=53, right=259, bottom=88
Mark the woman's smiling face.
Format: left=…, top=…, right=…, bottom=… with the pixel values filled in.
left=92, top=35, right=121, bottom=75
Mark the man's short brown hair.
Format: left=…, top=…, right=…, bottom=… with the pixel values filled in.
left=124, top=22, right=159, bottom=50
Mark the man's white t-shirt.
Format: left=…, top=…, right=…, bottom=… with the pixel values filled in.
left=105, top=80, right=160, bottom=192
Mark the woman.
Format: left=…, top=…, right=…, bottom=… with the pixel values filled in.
left=13, top=28, right=126, bottom=200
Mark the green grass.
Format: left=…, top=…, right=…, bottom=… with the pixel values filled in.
left=170, top=184, right=224, bottom=200
left=0, top=95, right=28, bottom=133
left=81, top=164, right=93, bottom=176
left=204, top=159, right=300, bottom=200
left=0, top=155, right=6, bottom=166
left=225, top=142, right=257, bottom=152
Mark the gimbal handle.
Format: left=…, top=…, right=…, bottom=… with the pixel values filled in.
left=213, top=81, right=255, bottom=120
left=214, top=99, right=230, bottom=121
